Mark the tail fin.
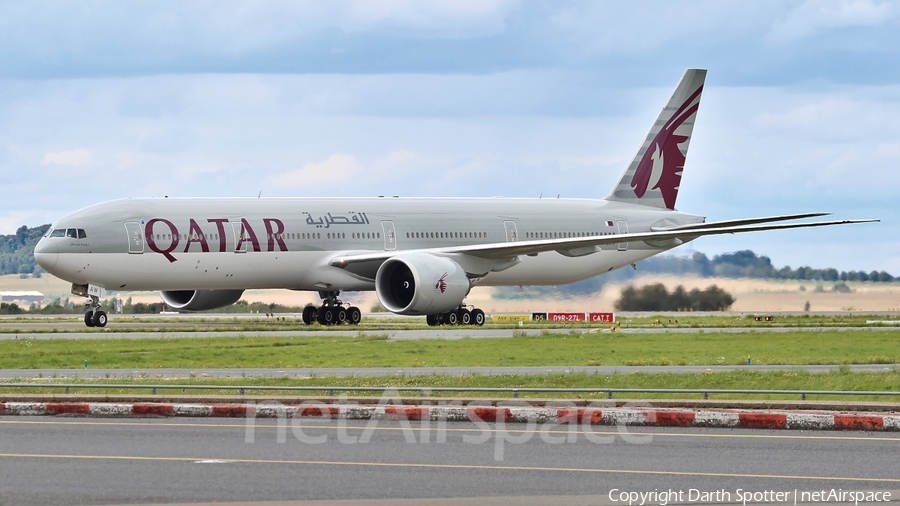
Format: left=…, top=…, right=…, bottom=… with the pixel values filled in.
left=606, top=68, right=706, bottom=210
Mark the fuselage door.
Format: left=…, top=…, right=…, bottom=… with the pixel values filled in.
left=503, top=221, right=518, bottom=242
left=617, top=220, right=629, bottom=251
left=124, top=222, right=144, bottom=254
left=381, top=221, right=397, bottom=251
left=232, top=221, right=247, bottom=253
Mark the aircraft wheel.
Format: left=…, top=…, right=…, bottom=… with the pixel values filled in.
left=335, top=307, right=347, bottom=324
left=458, top=309, right=471, bottom=325
left=471, top=309, right=485, bottom=326
left=84, top=311, right=96, bottom=327
left=445, top=311, right=458, bottom=325
left=347, top=307, right=362, bottom=325
left=92, top=310, right=108, bottom=328
left=317, top=308, right=334, bottom=325
left=426, top=314, right=437, bottom=326
left=302, top=306, right=317, bottom=325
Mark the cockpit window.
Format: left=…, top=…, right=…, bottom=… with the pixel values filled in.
left=66, top=228, right=78, bottom=239
left=77, top=229, right=87, bottom=239
left=50, top=229, right=65, bottom=238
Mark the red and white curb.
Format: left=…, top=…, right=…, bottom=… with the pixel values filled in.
left=1, top=401, right=899, bottom=431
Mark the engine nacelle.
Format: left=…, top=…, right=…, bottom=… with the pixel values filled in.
left=159, top=289, right=245, bottom=312
left=375, top=253, right=469, bottom=315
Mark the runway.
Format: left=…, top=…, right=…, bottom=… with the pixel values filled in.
left=0, top=417, right=897, bottom=505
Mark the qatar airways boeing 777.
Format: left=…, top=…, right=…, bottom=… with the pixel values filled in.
left=33, top=69, right=875, bottom=327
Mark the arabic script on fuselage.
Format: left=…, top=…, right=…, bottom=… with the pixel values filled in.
left=142, top=212, right=372, bottom=263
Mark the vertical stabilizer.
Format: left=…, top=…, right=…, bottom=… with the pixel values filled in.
left=606, top=69, right=706, bottom=210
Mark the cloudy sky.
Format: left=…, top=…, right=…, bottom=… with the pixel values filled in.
left=1, top=0, right=897, bottom=273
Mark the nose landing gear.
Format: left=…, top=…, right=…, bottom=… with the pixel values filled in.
left=73, top=283, right=108, bottom=328
left=83, top=296, right=107, bottom=328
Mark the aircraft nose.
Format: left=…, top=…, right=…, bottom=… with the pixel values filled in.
left=34, top=239, right=58, bottom=270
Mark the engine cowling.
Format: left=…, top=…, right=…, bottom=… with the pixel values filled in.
left=159, top=289, right=245, bottom=312
left=375, top=253, right=469, bottom=315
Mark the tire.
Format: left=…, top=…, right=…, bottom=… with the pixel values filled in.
left=458, top=309, right=471, bottom=325
left=426, top=314, right=437, bottom=326
left=347, top=307, right=362, bottom=325
left=471, top=309, right=485, bottom=326
left=317, top=308, right=334, bottom=325
left=84, top=311, right=96, bottom=328
left=92, top=310, right=108, bottom=328
left=445, top=311, right=458, bottom=325
left=302, top=306, right=317, bottom=325
left=335, top=308, right=347, bottom=324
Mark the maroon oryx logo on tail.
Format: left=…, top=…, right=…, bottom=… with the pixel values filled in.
left=630, top=85, right=702, bottom=210
left=435, top=272, right=449, bottom=293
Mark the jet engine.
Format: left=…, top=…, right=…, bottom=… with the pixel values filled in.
left=375, top=252, right=469, bottom=315
left=159, top=289, right=245, bottom=311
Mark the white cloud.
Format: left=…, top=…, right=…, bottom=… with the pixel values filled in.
left=753, top=98, right=858, bottom=134
left=0, top=211, right=33, bottom=234
left=766, top=0, right=895, bottom=44
left=547, top=2, right=775, bottom=56
left=371, top=149, right=424, bottom=177
left=268, top=154, right=363, bottom=187
left=339, top=0, right=518, bottom=37
left=875, top=142, right=900, bottom=157
left=41, top=149, right=93, bottom=166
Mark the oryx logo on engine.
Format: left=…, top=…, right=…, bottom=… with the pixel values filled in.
left=434, top=272, right=449, bottom=293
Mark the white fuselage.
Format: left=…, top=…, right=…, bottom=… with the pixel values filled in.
left=34, top=196, right=704, bottom=293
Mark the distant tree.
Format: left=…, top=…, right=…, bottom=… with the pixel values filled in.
left=0, top=224, right=51, bottom=276
left=833, top=282, right=852, bottom=293
left=0, top=302, right=24, bottom=314
left=690, top=285, right=735, bottom=311
left=615, top=284, right=735, bottom=311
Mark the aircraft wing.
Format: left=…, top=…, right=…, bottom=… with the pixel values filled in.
left=330, top=216, right=877, bottom=268
left=650, top=212, right=830, bottom=232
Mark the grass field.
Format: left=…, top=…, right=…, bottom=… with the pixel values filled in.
left=2, top=330, right=899, bottom=400
left=1, top=312, right=897, bottom=333
left=2, top=330, right=900, bottom=370
left=4, top=370, right=900, bottom=402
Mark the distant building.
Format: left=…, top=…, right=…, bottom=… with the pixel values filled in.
left=0, top=291, right=44, bottom=305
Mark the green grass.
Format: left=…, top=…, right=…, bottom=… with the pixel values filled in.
left=2, top=330, right=900, bottom=370
left=0, top=312, right=896, bottom=333
left=3, top=369, right=899, bottom=402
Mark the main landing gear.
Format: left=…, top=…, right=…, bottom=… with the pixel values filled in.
left=83, top=295, right=108, bottom=328
left=426, top=305, right=485, bottom=326
left=301, top=291, right=361, bottom=326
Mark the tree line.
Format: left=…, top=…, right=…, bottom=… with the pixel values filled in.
left=614, top=284, right=735, bottom=312
left=0, top=225, right=50, bottom=276
left=496, top=249, right=896, bottom=299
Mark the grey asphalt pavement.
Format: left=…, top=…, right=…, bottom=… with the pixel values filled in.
left=0, top=417, right=897, bottom=506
